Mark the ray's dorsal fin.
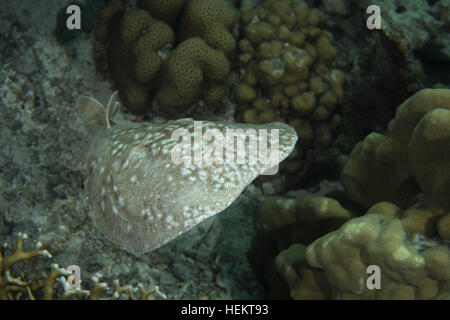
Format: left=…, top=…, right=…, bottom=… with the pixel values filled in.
left=77, top=95, right=107, bottom=134
left=105, top=91, right=121, bottom=129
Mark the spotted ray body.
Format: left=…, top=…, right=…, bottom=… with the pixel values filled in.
left=77, top=92, right=298, bottom=254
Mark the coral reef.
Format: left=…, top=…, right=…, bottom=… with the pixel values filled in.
left=342, top=89, right=450, bottom=209
left=235, top=0, right=345, bottom=186
left=250, top=89, right=450, bottom=299
left=367, top=0, right=450, bottom=85
left=0, top=3, right=265, bottom=300
left=248, top=194, right=353, bottom=298
left=156, top=37, right=230, bottom=113
left=0, top=233, right=166, bottom=299
left=2, top=0, right=449, bottom=302
left=77, top=92, right=298, bottom=254
left=306, top=203, right=450, bottom=299
left=94, top=0, right=238, bottom=115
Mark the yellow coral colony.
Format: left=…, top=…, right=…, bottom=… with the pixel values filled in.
left=271, top=89, right=450, bottom=300
left=236, top=0, right=345, bottom=176
left=305, top=203, right=450, bottom=299
left=341, top=88, right=450, bottom=209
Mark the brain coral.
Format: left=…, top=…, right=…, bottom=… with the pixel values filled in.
left=137, top=0, right=185, bottom=27
left=178, top=0, right=239, bottom=57
left=156, top=37, right=230, bottom=114
left=95, top=0, right=238, bottom=115
left=235, top=0, right=345, bottom=185
left=97, top=7, right=175, bottom=114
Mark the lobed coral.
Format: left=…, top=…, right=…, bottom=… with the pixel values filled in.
left=137, top=0, right=185, bottom=27
left=95, top=0, right=238, bottom=115
left=235, top=0, right=345, bottom=184
left=342, top=88, right=450, bottom=209
left=305, top=203, right=450, bottom=299
left=251, top=89, right=450, bottom=299
left=248, top=194, right=353, bottom=298
left=275, top=243, right=332, bottom=299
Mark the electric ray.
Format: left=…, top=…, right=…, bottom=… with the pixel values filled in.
left=77, top=92, right=298, bottom=254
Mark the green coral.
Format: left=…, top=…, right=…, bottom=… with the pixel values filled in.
left=251, top=89, right=450, bottom=299
left=178, top=0, right=239, bottom=57
left=306, top=203, right=450, bottom=299
left=137, top=0, right=185, bottom=27
left=235, top=0, right=346, bottom=186
left=95, top=0, right=238, bottom=115
left=342, top=88, right=450, bottom=209
left=156, top=37, right=230, bottom=113
left=97, top=7, right=175, bottom=114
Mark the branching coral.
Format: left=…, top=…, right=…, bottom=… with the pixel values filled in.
left=0, top=233, right=166, bottom=300
left=1, top=233, right=53, bottom=300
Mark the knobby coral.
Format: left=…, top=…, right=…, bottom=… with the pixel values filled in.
left=235, top=0, right=345, bottom=185
left=156, top=37, right=230, bottom=113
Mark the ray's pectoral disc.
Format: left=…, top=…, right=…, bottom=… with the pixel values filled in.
left=79, top=94, right=298, bottom=254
